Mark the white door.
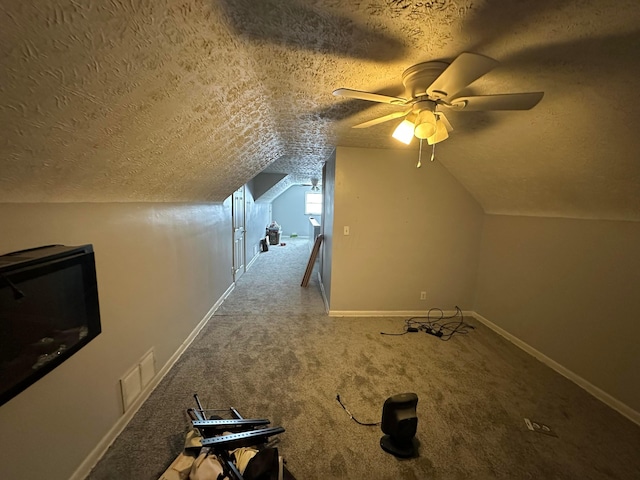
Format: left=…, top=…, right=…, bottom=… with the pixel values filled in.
left=232, top=186, right=245, bottom=282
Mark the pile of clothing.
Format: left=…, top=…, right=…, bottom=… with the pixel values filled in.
left=159, top=428, right=293, bottom=480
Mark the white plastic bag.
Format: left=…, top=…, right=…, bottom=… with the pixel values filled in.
left=189, top=448, right=226, bottom=480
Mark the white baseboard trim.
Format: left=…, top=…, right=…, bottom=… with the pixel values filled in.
left=471, top=311, right=640, bottom=427
left=70, top=283, right=235, bottom=480
left=328, top=309, right=460, bottom=317
left=246, top=251, right=259, bottom=271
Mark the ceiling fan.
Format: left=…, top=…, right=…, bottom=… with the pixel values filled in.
left=333, top=52, right=544, bottom=146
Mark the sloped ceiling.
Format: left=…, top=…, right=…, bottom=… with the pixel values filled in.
left=1, top=1, right=639, bottom=220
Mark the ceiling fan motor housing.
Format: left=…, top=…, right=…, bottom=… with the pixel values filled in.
left=401, top=61, right=449, bottom=99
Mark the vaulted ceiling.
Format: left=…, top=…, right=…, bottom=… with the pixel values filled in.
left=1, top=1, right=639, bottom=220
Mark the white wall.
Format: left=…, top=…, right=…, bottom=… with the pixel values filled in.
left=474, top=214, right=640, bottom=415
left=320, top=151, right=336, bottom=307
left=326, top=147, right=484, bottom=313
left=0, top=202, right=234, bottom=480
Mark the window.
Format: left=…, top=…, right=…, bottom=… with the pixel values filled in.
left=305, top=192, right=322, bottom=215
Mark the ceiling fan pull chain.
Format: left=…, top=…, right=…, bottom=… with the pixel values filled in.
left=417, top=139, right=423, bottom=168
left=430, top=143, right=436, bottom=162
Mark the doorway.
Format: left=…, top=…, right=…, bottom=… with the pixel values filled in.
left=232, top=185, right=245, bottom=282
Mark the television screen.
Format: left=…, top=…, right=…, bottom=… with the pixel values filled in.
left=0, top=245, right=101, bottom=406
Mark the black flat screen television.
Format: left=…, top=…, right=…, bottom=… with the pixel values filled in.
left=0, top=244, right=101, bottom=406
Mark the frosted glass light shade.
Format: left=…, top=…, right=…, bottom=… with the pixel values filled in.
left=392, top=119, right=415, bottom=144
left=427, top=119, right=449, bottom=145
left=414, top=111, right=436, bottom=139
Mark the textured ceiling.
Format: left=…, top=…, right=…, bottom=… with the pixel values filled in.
left=1, top=0, right=639, bottom=220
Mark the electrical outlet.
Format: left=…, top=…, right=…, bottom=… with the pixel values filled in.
left=420, top=291, right=427, bottom=300
left=524, top=418, right=557, bottom=437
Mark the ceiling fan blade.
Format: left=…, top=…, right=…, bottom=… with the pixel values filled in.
left=427, top=52, right=499, bottom=100
left=449, top=92, right=544, bottom=111
left=352, top=110, right=410, bottom=128
left=333, top=88, right=408, bottom=105
left=435, top=112, right=453, bottom=132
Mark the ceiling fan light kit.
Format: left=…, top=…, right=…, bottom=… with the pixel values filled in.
left=392, top=119, right=416, bottom=145
left=428, top=119, right=449, bottom=145
left=333, top=52, right=544, bottom=149
left=414, top=110, right=437, bottom=139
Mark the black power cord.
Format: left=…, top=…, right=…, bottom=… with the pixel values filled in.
left=380, top=306, right=474, bottom=341
left=335, top=394, right=380, bottom=426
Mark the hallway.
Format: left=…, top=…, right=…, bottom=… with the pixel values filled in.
left=216, top=237, right=326, bottom=317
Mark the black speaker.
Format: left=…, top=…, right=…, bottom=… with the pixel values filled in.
left=380, top=392, right=418, bottom=458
